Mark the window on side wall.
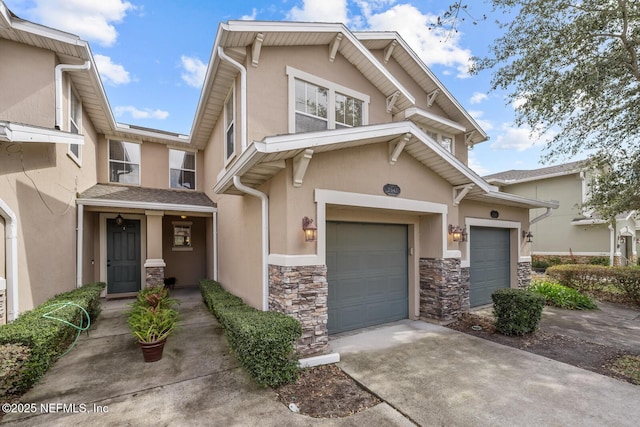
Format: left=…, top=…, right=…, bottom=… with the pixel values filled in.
left=288, top=67, right=369, bottom=134
left=225, top=88, right=235, bottom=161
left=425, top=129, right=454, bottom=154
left=108, top=140, right=141, bottom=185
left=169, top=149, right=196, bottom=190
left=68, top=88, right=82, bottom=165
left=173, top=221, right=192, bottom=251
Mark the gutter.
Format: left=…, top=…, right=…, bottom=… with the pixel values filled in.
left=55, top=61, right=91, bottom=130
left=530, top=204, right=558, bottom=225
left=232, top=176, right=269, bottom=311
left=218, top=47, right=247, bottom=151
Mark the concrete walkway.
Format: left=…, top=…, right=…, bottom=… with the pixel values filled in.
left=1, top=288, right=408, bottom=426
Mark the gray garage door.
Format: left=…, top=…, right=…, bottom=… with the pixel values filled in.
left=326, top=222, right=408, bottom=334
left=469, top=226, right=511, bottom=307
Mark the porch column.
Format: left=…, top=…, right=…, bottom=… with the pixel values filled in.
left=144, top=210, right=165, bottom=287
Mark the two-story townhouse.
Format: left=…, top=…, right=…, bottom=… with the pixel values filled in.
left=486, top=161, right=639, bottom=266
left=194, top=21, right=558, bottom=356
left=0, top=3, right=216, bottom=324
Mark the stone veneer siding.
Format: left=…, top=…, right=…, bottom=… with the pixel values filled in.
left=145, top=266, right=164, bottom=287
left=0, top=289, right=5, bottom=325
left=269, top=264, right=329, bottom=357
left=419, top=258, right=468, bottom=323
left=517, top=261, right=532, bottom=288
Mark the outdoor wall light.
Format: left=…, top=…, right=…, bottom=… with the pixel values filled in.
left=114, top=214, right=126, bottom=230
left=448, top=224, right=466, bottom=242
left=302, top=216, right=317, bottom=242
left=522, top=230, right=534, bottom=243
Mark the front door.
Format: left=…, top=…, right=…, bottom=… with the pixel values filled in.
left=107, top=218, right=141, bottom=294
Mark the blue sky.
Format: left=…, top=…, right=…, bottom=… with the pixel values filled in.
left=5, top=0, right=577, bottom=175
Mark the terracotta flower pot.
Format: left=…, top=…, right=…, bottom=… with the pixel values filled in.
left=139, top=339, right=167, bottom=362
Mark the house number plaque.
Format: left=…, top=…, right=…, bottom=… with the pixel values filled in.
left=383, top=184, right=401, bottom=196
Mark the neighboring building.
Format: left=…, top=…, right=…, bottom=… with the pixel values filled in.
left=485, top=161, right=638, bottom=266
left=0, top=2, right=558, bottom=357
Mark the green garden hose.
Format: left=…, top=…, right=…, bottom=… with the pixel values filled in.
left=42, top=302, right=91, bottom=358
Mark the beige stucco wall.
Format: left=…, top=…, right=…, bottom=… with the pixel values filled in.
left=0, top=39, right=56, bottom=127
left=162, top=215, right=207, bottom=287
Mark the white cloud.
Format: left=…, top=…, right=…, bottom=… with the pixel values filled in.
left=114, top=106, right=169, bottom=120
left=490, top=124, right=555, bottom=152
left=467, top=151, right=491, bottom=176
left=94, top=54, right=130, bottom=85
left=180, top=55, right=207, bottom=89
left=512, top=95, right=528, bottom=110
left=287, top=0, right=349, bottom=24
left=26, top=0, right=134, bottom=47
left=363, top=4, right=473, bottom=78
left=241, top=8, right=258, bottom=20
left=467, top=110, right=493, bottom=131
left=470, top=92, right=488, bottom=104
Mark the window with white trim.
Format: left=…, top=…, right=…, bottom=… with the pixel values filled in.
left=173, top=221, right=192, bottom=251
left=425, top=129, right=454, bottom=153
left=287, top=66, right=369, bottom=134
left=169, top=149, right=196, bottom=190
left=68, top=88, right=82, bottom=164
left=108, top=140, right=140, bottom=185
left=224, top=88, right=235, bottom=160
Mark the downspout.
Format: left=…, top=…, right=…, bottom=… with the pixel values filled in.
left=55, top=61, right=91, bottom=130
left=233, top=176, right=268, bottom=311
left=76, top=203, right=83, bottom=288
left=217, top=47, right=247, bottom=151
left=530, top=205, right=557, bottom=225
left=609, top=224, right=615, bottom=266
left=0, top=199, right=18, bottom=321
left=213, top=210, right=218, bottom=281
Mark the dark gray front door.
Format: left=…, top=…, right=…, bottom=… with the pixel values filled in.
left=469, top=226, right=511, bottom=307
left=327, top=222, right=408, bottom=334
left=107, top=218, right=141, bottom=294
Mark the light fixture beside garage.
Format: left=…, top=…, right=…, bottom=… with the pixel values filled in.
left=448, top=224, right=467, bottom=242
left=302, top=216, right=317, bottom=242
left=522, top=230, right=533, bottom=243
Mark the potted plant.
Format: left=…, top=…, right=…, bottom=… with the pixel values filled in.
left=127, top=286, right=180, bottom=362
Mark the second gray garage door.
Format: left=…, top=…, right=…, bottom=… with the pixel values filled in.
left=469, top=226, right=511, bottom=307
left=326, top=222, right=408, bottom=334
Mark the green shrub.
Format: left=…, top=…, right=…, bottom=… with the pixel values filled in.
left=615, top=268, right=640, bottom=305
left=492, top=288, right=545, bottom=336
left=528, top=279, right=597, bottom=310
left=0, top=282, right=105, bottom=396
left=588, top=256, right=610, bottom=266
left=531, top=259, right=550, bottom=270
left=200, top=279, right=301, bottom=387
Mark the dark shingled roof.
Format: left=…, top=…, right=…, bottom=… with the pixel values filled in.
left=78, top=184, right=215, bottom=207
left=484, top=160, right=586, bottom=183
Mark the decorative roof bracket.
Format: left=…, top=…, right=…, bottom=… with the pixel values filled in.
left=383, top=40, right=398, bottom=63
left=329, top=33, right=343, bottom=63
left=251, top=33, right=264, bottom=67
left=427, top=89, right=440, bottom=107
left=386, top=91, right=401, bottom=113
left=388, top=133, right=411, bottom=165
left=453, top=183, right=475, bottom=206
left=293, top=149, right=314, bottom=187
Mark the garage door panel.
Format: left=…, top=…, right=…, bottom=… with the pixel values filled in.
left=470, top=226, right=511, bottom=307
left=327, top=222, right=408, bottom=334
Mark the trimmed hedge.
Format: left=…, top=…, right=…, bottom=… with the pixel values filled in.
left=0, top=282, right=105, bottom=396
left=492, top=288, right=545, bottom=336
left=547, top=265, right=640, bottom=304
left=200, top=279, right=301, bottom=387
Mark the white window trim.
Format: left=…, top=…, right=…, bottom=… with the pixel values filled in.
left=286, top=66, right=370, bottom=134
left=424, top=127, right=455, bottom=155
left=168, top=148, right=197, bottom=191
left=67, top=85, right=82, bottom=166
left=172, top=220, right=193, bottom=251
left=107, top=139, right=142, bottom=186
left=224, top=85, right=236, bottom=166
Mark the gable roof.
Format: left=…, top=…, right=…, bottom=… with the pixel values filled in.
left=214, top=121, right=557, bottom=209
left=484, top=160, right=586, bottom=185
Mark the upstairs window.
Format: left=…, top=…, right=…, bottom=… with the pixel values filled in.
left=287, top=66, right=369, bottom=134
left=425, top=129, right=454, bottom=153
left=68, top=88, right=82, bottom=164
left=225, top=88, right=235, bottom=161
left=169, top=149, right=196, bottom=190
left=109, top=140, right=140, bottom=185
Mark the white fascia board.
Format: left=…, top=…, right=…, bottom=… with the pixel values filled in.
left=0, top=122, right=84, bottom=144
left=487, top=169, right=581, bottom=186
left=484, top=190, right=559, bottom=209
left=571, top=218, right=607, bottom=226
left=405, top=108, right=467, bottom=133
left=77, top=198, right=216, bottom=213
left=0, top=2, right=11, bottom=29
left=213, top=144, right=263, bottom=193
left=113, top=124, right=190, bottom=144
left=8, top=12, right=87, bottom=47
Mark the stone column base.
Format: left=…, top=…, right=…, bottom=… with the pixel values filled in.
left=144, top=259, right=166, bottom=288
left=517, top=261, right=532, bottom=288
left=0, top=289, right=5, bottom=325
left=419, top=258, right=468, bottom=323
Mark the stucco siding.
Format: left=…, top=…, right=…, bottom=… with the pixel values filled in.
left=0, top=39, right=56, bottom=128
left=162, top=215, right=207, bottom=287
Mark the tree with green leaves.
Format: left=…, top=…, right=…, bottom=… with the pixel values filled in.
left=473, top=0, right=640, bottom=221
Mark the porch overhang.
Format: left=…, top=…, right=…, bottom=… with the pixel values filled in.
left=0, top=121, right=84, bottom=145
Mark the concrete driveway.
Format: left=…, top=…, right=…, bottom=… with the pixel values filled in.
left=332, top=320, right=640, bottom=427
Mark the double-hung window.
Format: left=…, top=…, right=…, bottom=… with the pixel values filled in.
left=68, top=88, right=82, bottom=164
left=108, top=140, right=141, bottom=185
left=169, top=149, right=196, bottom=190
left=225, top=88, right=235, bottom=161
left=288, top=66, right=369, bottom=134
